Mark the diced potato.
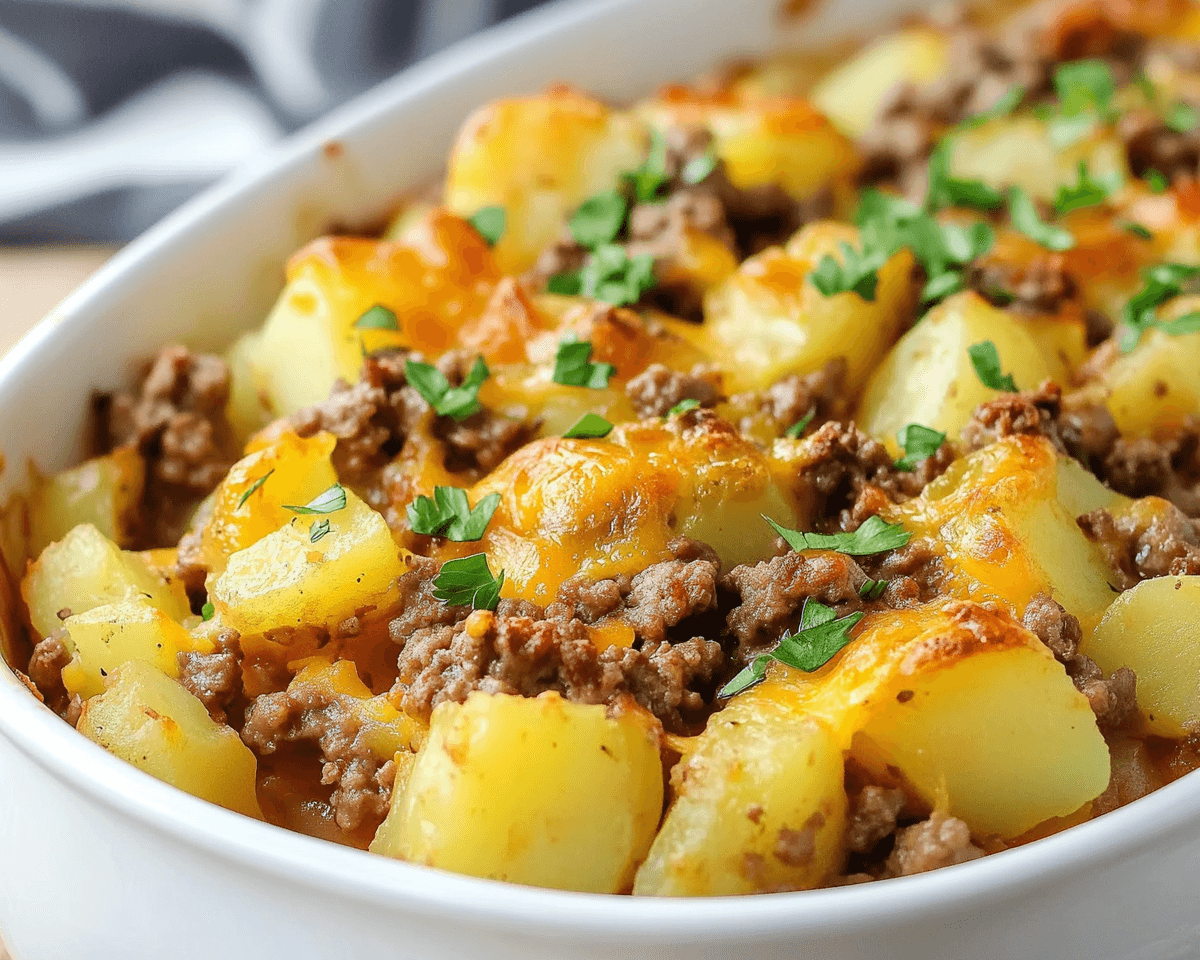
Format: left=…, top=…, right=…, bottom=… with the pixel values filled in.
left=198, top=431, right=338, bottom=577
left=372, top=691, right=663, bottom=894
left=209, top=488, right=403, bottom=635
left=469, top=414, right=799, bottom=604
left=893, top=435, right=1119, bottom=634
left=246, top=212, right=501, bottom=415
left=382, top=199, right=438, bottom=241
left=22, top=524, right=190, bottom=641
left=61, top=600, right=207, bottom=700
left=634, top=693, right=846, bottom=896
left=27, top=447, right=145, bottom=558
left=638, top=87, right=860, bottom=208
left=823, top=603, right=1111, bottom=837
left=445, top=87, right=647, bottom=274
left=810, top=27, right=951, bottom=138
left=480, top=368, right=635, bottom=439
left=77, top=660, right=262, bottom=818
left=701, top=221, right=917, bottom=393
left=1084, top=576, right=1200, bottom=738
left=858, top=291, right=1058, bottom=449
left=949, top=116, right=1128, bottom=203
left=224, top=329, right=275, bottom=445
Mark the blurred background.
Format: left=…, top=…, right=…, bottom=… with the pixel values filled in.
left=0, top=0, right=548, bottom=348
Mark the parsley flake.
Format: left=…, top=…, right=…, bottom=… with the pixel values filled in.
left=1047, top=59, right=1117, bottom=147
left=624, top=130, right=671, bottom=203
left=1054, top=161, right=1121, bottom=215
left=406, top=356, right=490, bottom=420
left=969, top=340, right=1018, bottom=391
left=1146, top=169, right=1169, bottom=193
left=681, top=148, right=718, bottom=185
left=552, top=335, right=615, bottom=389
left=555, top=244, right=656, bottom=307
left=1118, top=262, right=1200, bottom=351
left=894, top=424, right=947, bottom=471
left=927, top=138, right=1005, bottom=212
left=785, top=408, right=816, bottom=438
left=563, top=413, right=613, bottom=439
left=859, top=578, right=887, bottom=600
left=1166, top=102, right=1199, bottom=134
left=283, top=483, right=347, bottom=516
left=1008, top=187, right=1075, bottom=251
left=201, top=602, right=215, bottom=622
left=765, top=514, right=910, bottom=555
left=433, top=554, right=505, bottom=610
left=668, top=398, right=701, bottom=417
left=719, top=599, right=864, bottom=697
left=1121, top=220, right=1153, bottom=240
left=407, top=487, right=500, bottom=542
left=354, top=304, right=399, bottom=331
left=468, top=206, right=506, bottom=246
left=809, top=242, right=885, bottom=301
left=237, top=469, right=274, bottom=510
left=569, top=191, right=629, bottom=248
left=309, top=519, right=331, bottom=543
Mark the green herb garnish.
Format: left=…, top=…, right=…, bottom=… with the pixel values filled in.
left=283, top=483, right=347, bottom=516
left=785, top=408, right=816, bottom=438
left=201, top=602, right=215, bottom=622
left=894, top=424, right=947, bottom=471
left=563, top=413, right=614, bottom=439
left=1118, top=262, right=1200, bottom=351
left=407, top=487, right=501, bottom=541
left=1047, top=59, right=1117, bottom=147
left=668, top=398, right=701, bottom=417
left=1146, top=169, right=1169, bottom=193
left=1054, top=161, right=1121, bottom=215
left=962, top=84, right=1025, bottom=128
left=354, top=304, right=399, bottom=331
left=309, top=519, right=331, bottom=543
left=719, top=599, right=864, bottom=697
left=552, top=244, right=656, bottom=307
left=969, top=340, right=1018, bottom=391
left=405, top=356, right=490, bottom=420
left=1008, top=187, right=1075, bottom=251
left=859, top=579, right=887, bottom=600
left=1166, top=102, right=1199, bottom=134
left=681, top=148, right=718, bottom=185
left=1121, top=221, right=1153, bottom=240
left=624, top=130, right=671, bottom=202
left=552, top=335, right=616, bottom=389
left=809, top=242, right=885, bottom=301
left=765, top=514, right=910, bottom=555
left=569, top=191, right=629, bottom=248
left=237, top=469, right=274, bottom=510
left=433, top=554, right=505, bottom=610
left=926, top=139, right=1006, bottom=212
left=468, top=206, right=506, bottom=246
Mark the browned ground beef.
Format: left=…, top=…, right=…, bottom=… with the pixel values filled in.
left=967, top=253, right=1078, bottom=316
left=846, top=784, right=909, bottom=856
left=177, top=629, right=242, bottom=722
left=731, top=358, right=854, bottom=438
left=961, top=381, right=1069, bottom=453
left=885, top=811, right=984, bottom=876
left=625, top=363, right=725, bottom=418
left=95, top=345, right=240, bottom=546
left=26, top=633, right=73, bottom=718
left=1078, top=504, right=1200, bottom=588
left=1119, top=105, right=1200, bottom=182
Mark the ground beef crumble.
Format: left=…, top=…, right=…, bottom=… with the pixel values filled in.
left=884, top=811, right=984, bottom=877
left=177, top=629, right=242, bottom=723
left=625, top=363, right=725, bottom=418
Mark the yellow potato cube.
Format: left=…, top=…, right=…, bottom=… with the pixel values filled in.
left=27, top=447, right=145, bottom=558
left=61, top=600, right=207, bottom=700
left=445, top=87, right=647, bottom=273
left=372, top=691, right=663, bottom=894
left=634, top=693, right=846, bottom=896
left=1084, top=576, right=1200, bottom=737
left=78, top=660, right=262, bottom=818
left=22, top=524, right=190, bottom=641
left=209, top=488, right=403, bottom=635
left=858, top=291, right=1058, bottom=450
left=701, top=221, right=916, bottom=393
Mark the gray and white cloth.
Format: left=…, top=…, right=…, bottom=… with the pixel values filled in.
left=0, top=0, right=545, bottom=242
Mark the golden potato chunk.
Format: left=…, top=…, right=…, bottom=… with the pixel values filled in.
left=27, top=447, right=145, bottom=558
left=209, top=488, right=403, bottom=635
left=700, top=221, right=916, bottom=393
left=1084, top=576, right=1200, bottom=737
left=198, top=431, right=338, bottom=577
left=858, top=292, right=1059, bottom=450
left=22, top=524, right=190, bottom=641
left=372, top=691, right=663, bottom=894
left=634, top=692, right=846, bottom=896
left=445, top=87, right=647, bottom=273
left=78, top=660, right=262, bottom=818
left=61, top=600, right=207, bottom=700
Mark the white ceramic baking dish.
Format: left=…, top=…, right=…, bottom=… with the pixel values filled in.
left=1, top=0, right=1199, bottom=957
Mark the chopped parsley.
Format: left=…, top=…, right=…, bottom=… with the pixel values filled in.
left=1121, top=221, right=1153, bottom=240
left=765, top=514, right=910, bottom=555
left=1008, top=186, right=1075, bottom=251
left=407, top=487, right=500, bottom=542
left=433, top=554, right=504, bottom=610
left=552, top=335, right=616, bottom=389
left=405, top=356, right=490, bottom=420
left=926, top=138, right=1005, bottom=212
left=1118, top=262, right=1200, bottom=352
left=468, top=206, right=506, bottom=246
left=668, top=398, right=701, bottom=417
left=719, top=599, right=864, bottom=697
left=568, top=191, right=629, bottom=248
left=1145, top=168, right=1169, bottom=193
left=309, top=519, right=331, bottom=543
left=236, top=469, right=274, bottom=510
left=201, top=602, right=215, bottom=622
left=859, top=578, right=887, bottom=600
left=969, top=340, right=1018, bottom=391
left=1054, top=161, right=1121, bottom=215
left=354, top=304, right=399, bottom=331
left=1165, top=102, right=1199, bottom=134
left=1047, top=59, right=1117, bottom=148
left=962, top=84, right=1025, bottom=128
left=809, top=242, right=885, bottom=301
left=681, top=148, right=718, bottom=185
left=894, top=424, right=947, bottom=471
left=551, top=244, right=656, bottom=307
left=785, top=408, right=816, bottom=438
left=563, top=413, right=614, bottom=439
left=283, top=483, right=347, bottom=516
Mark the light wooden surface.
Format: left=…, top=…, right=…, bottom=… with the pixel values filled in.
left=0, top=244, right=115, bottom=960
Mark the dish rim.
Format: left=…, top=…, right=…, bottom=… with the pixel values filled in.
left=0, top=0, right=1197, bottom=937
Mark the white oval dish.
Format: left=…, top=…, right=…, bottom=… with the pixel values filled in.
left=1, top=1, right=1199, bottom=957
